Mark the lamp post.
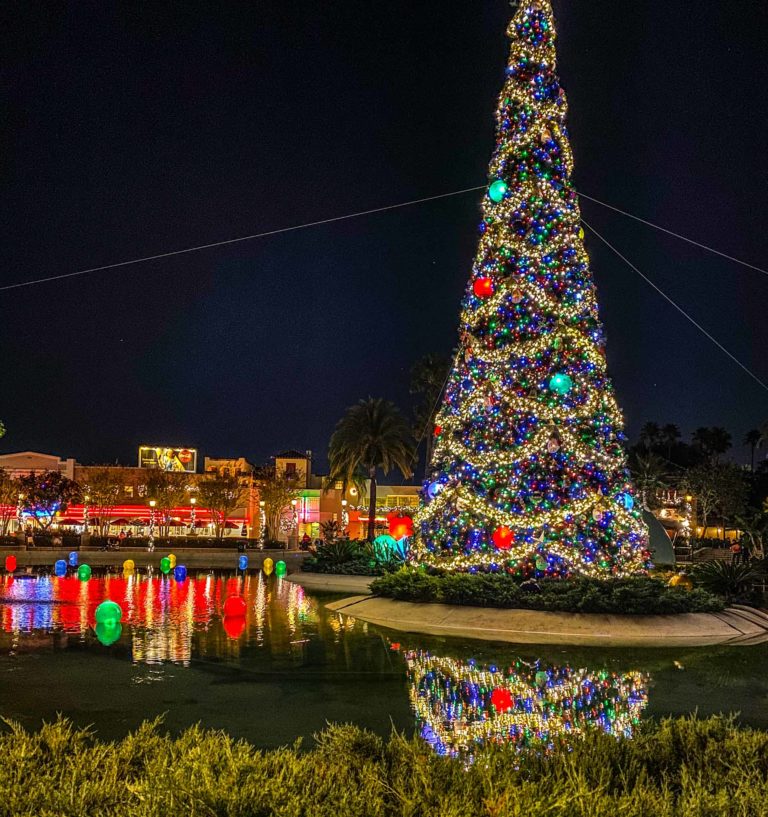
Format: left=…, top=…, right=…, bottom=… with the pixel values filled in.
left=148, top=500, right=156, bottom=552
left=259, top=500, right=266, bottom=549
left=341, top=499, right=349, bottom=533
left=189, top=496, right=197, bottom=535
left=83, top=494, right=90, bottom=535
left=16, top=493, right=24, bottom=535
left=291, top=498, right=298, bottom=549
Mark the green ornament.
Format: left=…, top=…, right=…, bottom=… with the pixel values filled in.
left=95, top=622, right=122, bottom=646
left=160, top=557, right=171, bottom=574
left=548, top=373, right=573, bottom=395
left=77, top=564, right=92, bottom=582
left=95, top=600, right=123, bottom=627
left=275, top=560, right=287, bottom=577
left=488, top=179, right=508, bottom=203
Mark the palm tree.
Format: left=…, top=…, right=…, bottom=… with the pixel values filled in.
left=638, top=422, right=662, bottom=451
left=628, top=451, right=667, bottom=509
left=660, top=423, right=681, bottom=459
left=328, top=398, right=416, bottom=541
left=410, top=354, right=452, bottom=479
left=744, top=429, right=762, bottom=475
left=692, top=427, right=732, bottom=463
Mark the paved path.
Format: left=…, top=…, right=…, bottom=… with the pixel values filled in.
left=325, top=596, right=768, bottom=647
left=285, top=573, right=373, bottom=595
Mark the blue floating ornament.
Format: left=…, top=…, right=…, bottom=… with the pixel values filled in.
left=548, top=373, right=573, bottom=395
left=238, top=554, right=249, bottom=571
left=68, top=551, right=78, bottom=568
left=54, top=559, right=67, bottom=577
left=173, top=565, right=187, bottom=582
left=488, top=179, right=508, bottom=203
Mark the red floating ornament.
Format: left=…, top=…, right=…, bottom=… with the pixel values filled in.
left=4, top=555, right=16, bottom=573
left=492, top=526, right=514, bottom=550
left=388, top=513, right=414, bottom=540
left=491, top=688, right=513, bottom=712
left=223, top=595, right=247, bottom=618
left=222, top=615, right=246, bottom=639
left=473, top=277, right=494, bottom=299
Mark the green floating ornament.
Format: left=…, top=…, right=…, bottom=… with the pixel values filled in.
left=95, top=622, right=122, bottom=646
left=548, top=373, right=573, bottom=395
left=488, top=179, right=508, bottom=203
left=77, top=564, right=92, bottom=582
left=159, top=557, right=171, bottom=574
left=275, top=560, right=287, bottom=578
left=95, top=600, right=123, bottom=627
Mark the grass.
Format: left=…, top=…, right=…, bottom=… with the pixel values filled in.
left=0, top=716, right=766, bottom=815
left=370, top=569, right=725, bottom=614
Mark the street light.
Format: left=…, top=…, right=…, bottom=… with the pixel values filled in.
left=148, top=500, right=157, bottom=553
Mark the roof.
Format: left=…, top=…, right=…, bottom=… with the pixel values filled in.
left=274, top=450, right=310, bottom=460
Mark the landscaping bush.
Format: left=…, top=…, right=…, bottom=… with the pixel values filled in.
left=692, top=560, right=766, bottom=604
left=370, top=568, right=725, bottom=614
left=303, top=539, right=404, bottom=576
left=0, top=716, right=765, bottom=816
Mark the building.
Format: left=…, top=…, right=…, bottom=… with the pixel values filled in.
left=0, top=451, right=76, bottom=479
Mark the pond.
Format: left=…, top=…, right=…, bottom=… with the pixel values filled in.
left=0, top=571, right=767, bottom=756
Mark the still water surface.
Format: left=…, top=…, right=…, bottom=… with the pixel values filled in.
left=0, top=572, right=766, bottom=756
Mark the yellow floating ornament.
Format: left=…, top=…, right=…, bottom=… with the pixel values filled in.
left=262, top=557, right=274, bottom=576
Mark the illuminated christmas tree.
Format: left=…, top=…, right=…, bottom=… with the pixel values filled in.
left=412, top=2, right=649, bottom=577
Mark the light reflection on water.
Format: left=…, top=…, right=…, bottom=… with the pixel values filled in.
left=406, top=650, right=648, bottom=760
left=0, top=573, right=766, bottom=749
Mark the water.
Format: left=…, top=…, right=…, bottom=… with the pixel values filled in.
left=0, top=572, right=766, bottom=754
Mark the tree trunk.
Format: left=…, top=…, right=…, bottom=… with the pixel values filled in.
left=367, top=469, right=377, bottom=542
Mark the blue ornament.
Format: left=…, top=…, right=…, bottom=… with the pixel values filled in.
left=68, top=551, right=78, bottom=568
left=54, top=559, right=67, bottom=577
left=617, top=492, right=634, bottom=511
left=548, top=373, right=573, bottom=395
left=173, top=565, right=187, bottom=583
left=426, top=481, right=443, bottom=500
left=238, top=554, right=249, bottom=571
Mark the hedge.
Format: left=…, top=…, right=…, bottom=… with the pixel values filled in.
left=370, top=569, right=725, bottom=614
left=0, top=716, right=765, bottom=816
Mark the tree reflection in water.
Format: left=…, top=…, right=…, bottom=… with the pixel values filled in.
left=406, top=650, right=648, bottom=759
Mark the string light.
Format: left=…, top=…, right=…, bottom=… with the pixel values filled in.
left=412, top=1, right=649, bottom=578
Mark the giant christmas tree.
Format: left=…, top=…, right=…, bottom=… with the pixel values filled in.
left=412, top=2, right=649, bottom=577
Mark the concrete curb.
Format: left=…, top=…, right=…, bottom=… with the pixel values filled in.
left=324, top=595, right=768, bottom=647
left=285, top=573, right=373, bottom=595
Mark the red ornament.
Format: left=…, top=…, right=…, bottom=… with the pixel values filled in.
left=4, top=555, right=16, bottom=573
left=491, top=688, right=513, bottom=712
left=492, top=526, right=514, bottom=550
left=388, top=513, right=414, bottom=540
left=223, top=595, right=247, bottom=618
left=433, top=425, right=443, bottom=437
left=473, top=277, right=494, bottom=299
left=222, top=615, right=246, bottom=639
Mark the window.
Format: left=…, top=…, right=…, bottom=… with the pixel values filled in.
left=124, top=486, right=134, bottom=497
left=285, top=463, right=297, bottom=476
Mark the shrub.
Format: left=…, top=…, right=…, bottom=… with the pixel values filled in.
left=370, top=569, right=725, bottom=614
left=0, top=716, right=765, bottom=816
left=692, top=560, right=766, bottom=603
left=303, top=539, right=405, bottom=576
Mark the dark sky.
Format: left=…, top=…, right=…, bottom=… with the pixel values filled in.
left=2, top=1, right=767, bottom=472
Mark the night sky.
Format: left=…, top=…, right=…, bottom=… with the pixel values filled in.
left=2, top=1, right=767, bottom=473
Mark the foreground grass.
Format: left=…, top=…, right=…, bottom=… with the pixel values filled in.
left=0, top=717, right=766, bottom=816
left=371, top=569, right=725, bottom=614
